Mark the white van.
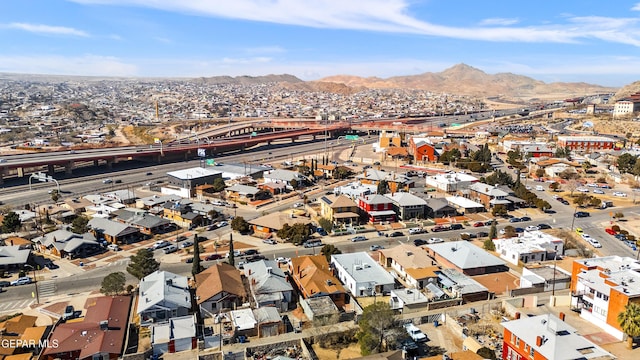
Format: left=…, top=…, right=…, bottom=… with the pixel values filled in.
left=536, top=185, right=544, bottom=191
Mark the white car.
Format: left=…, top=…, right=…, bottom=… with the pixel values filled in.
left=613, top=192, right=627, bottom=197
left=107, top=244, right=120, bottom=251
left=593, top=189, right=605, bottom=194
left=581, top=233, right=592, bottom=240
left=293, top=202, right=304, bottom=208
left=276, top=257, right=290, bottom=265
left=589, top=239, right=602, bottom=248
left=428, top=237, right=444, bottom=244
left=576, top=187, right=590, bottom=193
left=525, top=225, right=539, bottom=232
left=408, top=228, right=426, bottom=235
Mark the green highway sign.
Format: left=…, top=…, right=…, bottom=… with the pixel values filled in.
left=345, top=135, right=359, bottom=140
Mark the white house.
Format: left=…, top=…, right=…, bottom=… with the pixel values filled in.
left=425, top=172, right=478, bottom=193
left=493, top=230, right=564, bottom=266
left=137, top=271, right=191, bottom=325
left=331, top=252, right=395, bottom=297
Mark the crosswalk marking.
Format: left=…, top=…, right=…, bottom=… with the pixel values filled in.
left=38, top=280, right=56, bottom=298
left=0, top=299, right=35, bottom=312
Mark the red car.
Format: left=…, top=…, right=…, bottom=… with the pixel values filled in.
left=473, top=221, right=485, bottom=227
left=605, top=228, right=616, bottom=235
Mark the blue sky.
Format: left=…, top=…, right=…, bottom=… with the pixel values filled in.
left=2, top=1, right=640, bottom=86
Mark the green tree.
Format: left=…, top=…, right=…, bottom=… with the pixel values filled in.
left=483, top=238, right=496, bottom=251
left=317, top=217, right=333, bottom=234
left=483, top=170, right=513, bottom=186
left=377, top=180, right=389, bottom=195
left=211, top=178, right=227, bottom=192
left=573, top=193, right=589, bottom=207
left=126, top=249, right=160, bottom=280
left=491, top=204, right=508, bottom=217
left=207, top=209, right=220, bottom=220
left=334, top=166, right=353, bottom=180
left=192, top=233, right=203, bottom=276
left=489, top=221, right=497, bottom=240
left=617, top=153, right=638, bottom=174
left=320, top=244, right=341, bottom=262
left=356, top=302, right=402, bottom=355
left=231, top=216, right=250, bottom=233
left=100, top=272, right=126, bottom=295
left=71, top=215, right=90, bottom=234
left=290, top=178, right=299, bottom=189
left=477, top=347, right=497, bottom=360
left=277, top=223, right=313, bottom=245
left=50, top=190, right=60, bottom=202
left=535, top=168, right=545, bottom=178
left=1, top=212, right=21, bottom=233
left=618, top=302, right=640, bottom=349
left=549, top=182, right=560, bottom=192
left=589, top=197, right=602, bottom=208
left=228, top=233, right=235, bottom=266
left=503, top=225, right=516, bottom=238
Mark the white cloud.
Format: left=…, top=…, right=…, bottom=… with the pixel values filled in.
left=632, top=3, right=640, bottom=11
left=3, top=22, right=89, bottom=37
left=0, top=54, right=137, bottom=76
left=67, top=0, right=640, bottom=46
left=243, top=46, right=286, bottom=55
left=479, top=18, right=519, bottom=26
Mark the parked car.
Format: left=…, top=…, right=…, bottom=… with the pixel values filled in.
left=276, top=257, right=290, bottom=265
left=370, top=245, right=384, bottom=251
left=614, top=234, right=628, bottom=241
left=204, top=254, right=222, bottom=261
left=63, top=305, right=75, bottom=321
left=515, top=227, right=525, bottom=233
left=184, top=257, right=195, bottom=263
left=588, top=239, right=602, bottom=248
left=179, top=241, right=194, bottom=249
left=428, top=237, right=444, bottom=244
left=107, top=244, right=120, bottom=251
left=525, top=225, right=539, bottom=232
left=576, top=187, right=590, bottom=193
left=593, top=189, right=605, bottom=194
left=263, top=239, right=277, bottom=245
left=102, top=179, right=112, bottom=184
left=413, top=239, right=427, bottom=246
left=509, top=217, right=522, bottom=223
left=408, top=228, right=426, bottom=235
left=152, top=240, right=171, bottom=250
left=575, top=228, right=583, bottom=235
left=303, top=240, right=323, bottom=248
left=431, top=225, right=450, bottom=232
left=11, top=277, right=32, bottom=286
left=217, top=221, right=229, bottom=227
left=449, top=224, right=464, bottom=230
left=243, top=249, right=259, bottom=256
left=520, top=216, right=531, bottom=222
left=0, top=281, right=11, bottom=288
left=351, top=236, right=367, bottom=242
left=537, top=224, right=552, bottom=230
left=613, top=192, right=627, bottom=197
left=473, top=221, right=485, bottom=227
left=476, top=231, right=489, bottom=238
left=386, top=231, right=404, bottom=238
left=163, top=245, right=178, bottom=254
left=605, top=228, right=616, bottom=235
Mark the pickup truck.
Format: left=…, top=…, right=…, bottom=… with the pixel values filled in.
left=404, top=323, right=427, bottom=342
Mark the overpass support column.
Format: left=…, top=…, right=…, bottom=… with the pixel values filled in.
left=93, top=160, right=99, bottom=167
left=64, top=161, right=74, bottom=175
left=0, top=167, right=4, bottom=185
left=312, top=135, right=316, bottom=140
left=106, top=159, right=113, bottom=170
left=47, top=164, right=54, bottom=175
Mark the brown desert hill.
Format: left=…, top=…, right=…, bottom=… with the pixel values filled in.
left=276, top=80, right=367, bottom=95
left=612, top=80, right=640, bottom=101
left=196, top=74, right=303, bottom=85
left=318, top=63, right=617, bottom=99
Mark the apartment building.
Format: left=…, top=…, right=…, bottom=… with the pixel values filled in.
left=570, top=256, right=640, bottom=340
left=501, top=313, right=614, bottom=360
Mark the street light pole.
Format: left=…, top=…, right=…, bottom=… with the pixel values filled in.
left=570, top=206, right=578, bottom=232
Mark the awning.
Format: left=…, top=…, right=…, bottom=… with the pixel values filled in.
left=438, top=273, right=456, bottom=288
left=426, top=283, right=445, bottom=298
left=368, top=210, right=396, bottom=216
left=489, top=199, right=511, bottom=205
left=333, top=212, right=360, bottom=219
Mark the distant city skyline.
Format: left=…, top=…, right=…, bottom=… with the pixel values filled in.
left=2, top=1, right=640, bottom=87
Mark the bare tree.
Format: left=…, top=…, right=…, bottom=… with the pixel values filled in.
left=565, top=179, right=579, bottom=198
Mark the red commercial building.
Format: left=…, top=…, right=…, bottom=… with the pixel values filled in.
left=557, top=135, right=616, bottom=151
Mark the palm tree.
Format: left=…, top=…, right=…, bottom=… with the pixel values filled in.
left=618, top=302, right=640, bottom=349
